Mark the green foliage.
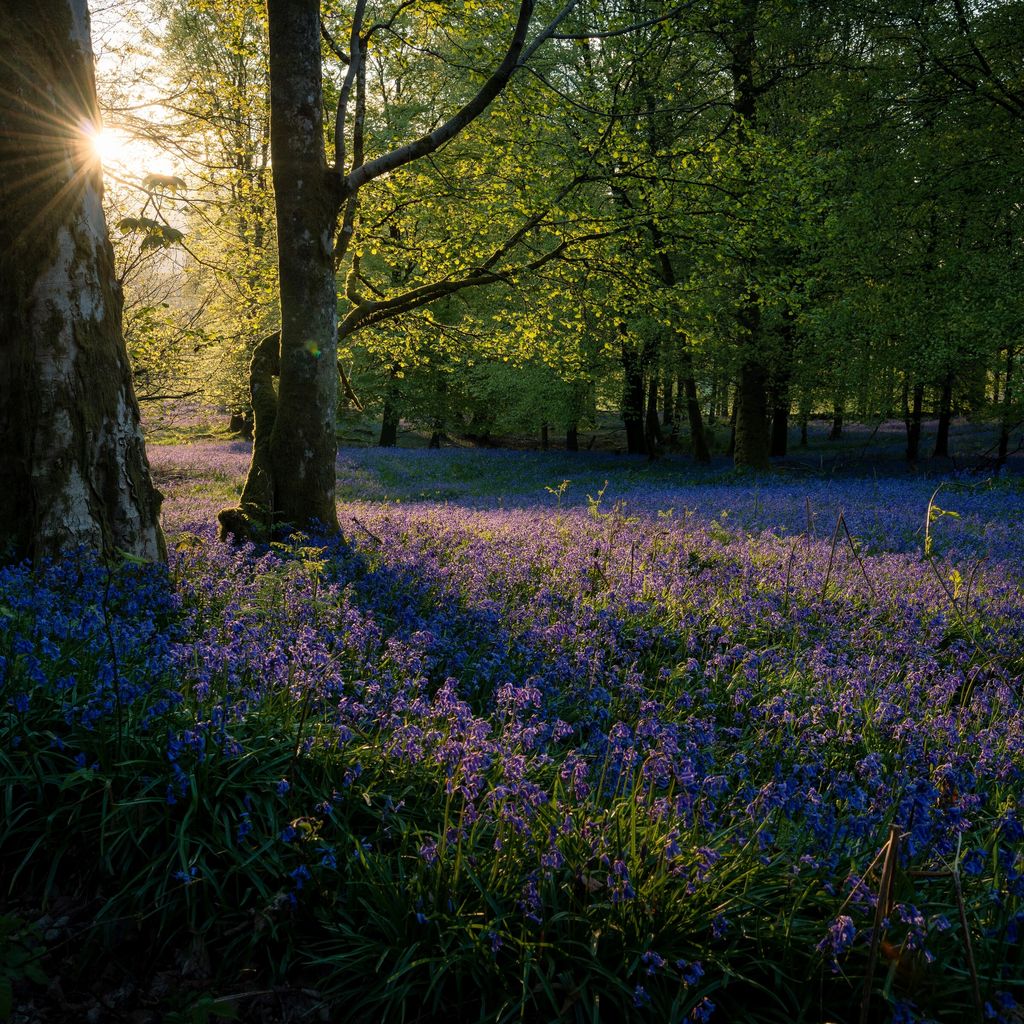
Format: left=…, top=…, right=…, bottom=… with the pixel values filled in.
left=0, top=915, right=46, bottom=1020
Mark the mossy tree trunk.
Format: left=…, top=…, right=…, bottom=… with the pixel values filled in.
left=0, top=0, right=164, bottom=563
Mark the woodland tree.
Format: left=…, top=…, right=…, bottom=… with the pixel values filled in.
left=0, top=0, right=165, bottom=562
left=218, top=0, right=587, bottom=540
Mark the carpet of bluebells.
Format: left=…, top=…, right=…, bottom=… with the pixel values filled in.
left=2, top=441, right=1024, bottom=1023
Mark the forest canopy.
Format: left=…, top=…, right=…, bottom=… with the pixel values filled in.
left=90, top=0, right=1020, bottom=488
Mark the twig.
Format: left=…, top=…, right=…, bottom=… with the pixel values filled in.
left=821, top=512, right=843, bottom=602
left=837, top=511, right=877, bottom=601
left=350, top=515, right=383, bottom=544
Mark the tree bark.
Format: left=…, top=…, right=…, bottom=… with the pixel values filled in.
left=0, top=0, right=164, bottom=563
left=996, top=346, right=1014, bottom=472
left=621, top=335, right=647, bottom=455
left=644, top=371, right=663, bottom=455
left=933, top=373, right=953, bottom=458
left=769, top=318, right=794, bottom=457
left=734, top=355, right=771, bottom=470
left=770, top=404, right=789, bottom=457
left=829, top=395, right=844, bottom=440
left=798, top=387, right=811, bottom=448
left=680, top=343, right=710, bottom=464
left=379, top=370, right=401, bottom=447
left=379, top=401, right=400, bottom=448
left=221, top=0, right=340, bottom=540
left=906, top=381, right=924, bottom=464
left=728, top=0, right=770, bottom=471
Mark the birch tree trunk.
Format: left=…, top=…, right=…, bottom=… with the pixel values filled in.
left=0, top=0, right=165, bottom=563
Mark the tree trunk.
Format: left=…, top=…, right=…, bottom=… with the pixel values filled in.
left=770, top=403, right=789, bottom=457
left=933, top=373, right=953, bottom=458
left=728, top=2, right=769, bottom=472
left=733, top=299, right=770, bottom=470
left=829, top=396, right=844, bottom=440
left=679, top=343, right=710, bottom=464
left=0, top=0, right=164, bottom=563
left=229, top=410, right=254, bottom=439
left=997, top=346, right=1014, bottom=472
left=769, top=317, right=794, bottom=457
left=734, top=357, right=771, bottom=470
left=221, top=0, right=340, bottom=540
left=379, top=399, right=400, bottom=447
left=541, top=421, right=550, bottom=451
left=798, top=387, right=811, bottom=448
left=621, top=337, right=646, bottom=455
left=906, top=381, right=924, bottom=464
left=644, top=372, right=663, bottom=455
left=566, top=424, right=579, bottom=452
left=662, top=367, right=675, bottom=430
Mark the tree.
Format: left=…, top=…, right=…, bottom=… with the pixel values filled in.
left=0, top=0, right=165, bottom=563
left=218, top=0, right=583, bottom=540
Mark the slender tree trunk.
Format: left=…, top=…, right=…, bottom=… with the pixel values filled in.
left=621, top=336, right=646, bottom=455
left=221, top=0, right=339, bottom=540
left=645, top=372, right=663, bottom=454
left=997, top=346, right=1015, bottom=471
left=798, top=387, right=811, bottom=448
left=0, top=0, right=164, bottom=562
left=769, top=317, right=794, bottom=457
left=379, top=401, right=400, bottom=448
left=541, top=421, right=550, bottom=451
left=735, top=357, right=771, bottom=469
left=770, top=404, right=789, bottom=457
left=662, top=365, right=675, bottom=429
left=679, top=343, right=710, bottom=464
left=829, top=394, right=844, bottom=440
left=933, top=373, right=953, bottom=458
left=566, top=424, right=579, bottom=452
left=734, top=301, right=770, bottom=470
left=906, top=381, right=924, bottom=464
left=728, top=0, right=769, bottom=471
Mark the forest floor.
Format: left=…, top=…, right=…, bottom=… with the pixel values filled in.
left=3, top=419, right=1024, bottom=1023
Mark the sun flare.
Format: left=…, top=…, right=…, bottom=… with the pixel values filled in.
left=90, top=127, right=125, bottom=166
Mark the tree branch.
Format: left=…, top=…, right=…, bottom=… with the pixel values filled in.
left=345, top=1, right=582, bottom=192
